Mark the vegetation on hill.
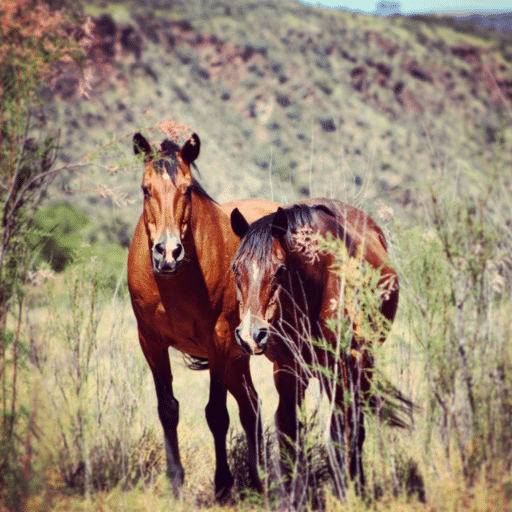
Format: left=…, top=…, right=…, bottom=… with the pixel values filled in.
left=39, top=0, right=512, bottom=230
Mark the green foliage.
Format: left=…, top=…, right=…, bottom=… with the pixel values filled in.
left=30, top=202, right=91, bottom=272
left=0, top=2, right=90, bottom=505
left=94, top=243, right=128, bottom=287
left=397, top=177, right=512, bottom=483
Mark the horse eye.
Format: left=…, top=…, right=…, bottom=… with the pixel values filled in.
left=141, top=185, right=151, bottom=197
left=275, top=265, right=287, bottom=281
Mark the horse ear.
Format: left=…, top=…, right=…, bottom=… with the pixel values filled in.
left=133, top=133, right=152, bottom=159
left=231, top=208, right=250, bottom=239
left=180, top=133, right=200, bottom=164
left=271, top=207, right=288, bottom=239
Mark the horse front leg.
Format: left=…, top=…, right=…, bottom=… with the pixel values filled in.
left=205, top=364, right=233, bottom=501
left=325, top=350, right=367, bottom=500
left=347, top=348, right=372, bottom=494
left=322, top=369, right=349, bottom=501
left=139, top=330, right=184, bottom=496
left=273, top=360, right=309, bottom=496
left=226, top=354, right=263, bottom=494
left=205, top=317, right=239, bottom=501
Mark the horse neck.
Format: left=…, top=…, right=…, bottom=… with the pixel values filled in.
left=281, top=251, right=326, bottom=337
left=189, top=192, right=236, bottom=282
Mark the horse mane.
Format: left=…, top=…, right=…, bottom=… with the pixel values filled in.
left=233, top=203, right=337, bottom=270
left=157, top=139, right=215, bottom=202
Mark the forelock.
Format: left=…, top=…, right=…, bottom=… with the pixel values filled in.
left=233, top=216, right=275, bottom=274
left=151, top=139, right=214, bottom=201
left=154, top=139, right=180, bottom=181
left=232, top=205, right=317, bottom=274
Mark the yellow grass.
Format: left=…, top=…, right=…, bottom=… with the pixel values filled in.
left=4, top=246, right=511, bottom=511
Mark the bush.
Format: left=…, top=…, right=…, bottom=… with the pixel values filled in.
left=0, top=2, right=90, bottom=506
left=30, top=202, right=91, bottom=272
left=33, top=259, right=155, bottom=496
left=396, top=177, right=512, bottom=484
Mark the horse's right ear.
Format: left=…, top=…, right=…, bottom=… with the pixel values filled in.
left=231, top=208, right=250, bottom=239
left=180, top=133, right=200, bottom=164
left=133, top=133, right=152, bottom=159
left=271, top=207, right=288, bottom=239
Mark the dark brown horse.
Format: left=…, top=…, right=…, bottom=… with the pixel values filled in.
left=230, top=200, right=400, bottom=499
left=127, top=132, right=278, bottom=499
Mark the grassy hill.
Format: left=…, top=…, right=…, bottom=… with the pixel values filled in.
left=40, top=0, right=512, bottom=249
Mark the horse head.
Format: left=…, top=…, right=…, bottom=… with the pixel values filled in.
left=133, top=132, right=200, bottom=275
left=230, top=207, right=301, bottom=355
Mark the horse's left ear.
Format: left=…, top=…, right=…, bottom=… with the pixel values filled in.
left=180, top=133, right=200, bottom=164
left=231, top=208, right=250, bottom=239
left=271, top=207, right=288, bottom=239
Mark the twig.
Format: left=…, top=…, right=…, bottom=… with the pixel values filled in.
left=2, top=109, right=31, bottom=228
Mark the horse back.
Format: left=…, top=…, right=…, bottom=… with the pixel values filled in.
left=221, top=198, right=279, bottom=224
left=306, top=202, right=398, bottom=341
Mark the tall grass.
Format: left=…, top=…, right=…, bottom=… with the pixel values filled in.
left=2, top=158, right=512, bottom=510
left=223, top=161, right=512, bottom=510
left=395, top=169, right=512, bottom=487
left=1, top=258, right=168, bottom=509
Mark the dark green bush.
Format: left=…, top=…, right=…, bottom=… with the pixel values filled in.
left=31, top=202, right=90, bottom=272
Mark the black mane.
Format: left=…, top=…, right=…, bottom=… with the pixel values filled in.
left=156, top=139, right=214, bottom=202
left=233, top=203, right=336, bottom=269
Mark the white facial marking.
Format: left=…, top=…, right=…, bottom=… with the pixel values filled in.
left=165, top=230, right=182, bottom=261
left=251, top=261, right=260, bottom=281
left=239, top=310, right=253, bottom=343
left=162, top=173, right=171, bottom=181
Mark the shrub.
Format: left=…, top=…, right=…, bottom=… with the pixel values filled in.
left=30, top=202, right=90, bottom=272
left=0, top=2, right=90, bottom=506
left=396, top=177, right=512, bottom=484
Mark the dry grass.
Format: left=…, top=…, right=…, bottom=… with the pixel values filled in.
left=2, top=139, right=510, bottom=510
left=2, top=219, right=511, bottom=511
left=3, top=2, right=512, bottom=503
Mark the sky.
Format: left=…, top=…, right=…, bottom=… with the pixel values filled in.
left=298, top=0, right=512, bottom=14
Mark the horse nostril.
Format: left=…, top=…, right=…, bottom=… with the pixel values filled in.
left=154, top=242, right=165, bottom=257
left=255, top=327, right=269, bottom=347
left=172, top=244, right=183, bottom=261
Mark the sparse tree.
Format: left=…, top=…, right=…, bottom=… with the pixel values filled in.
left=0, top=1, right=90, bottom=506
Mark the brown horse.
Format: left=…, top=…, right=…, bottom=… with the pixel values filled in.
left=230, top=200, right=400, bottom=499
left=127, top=132, right=278, bottom=499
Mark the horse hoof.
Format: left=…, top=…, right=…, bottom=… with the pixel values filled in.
left=215, top=473, right=234, bottom=503
left=215, top=485, right=233, bottom=504
left=167, top=468, right=185, bottom=498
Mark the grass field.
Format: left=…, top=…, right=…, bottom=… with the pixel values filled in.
left=3, top=148, right=512, bottom=511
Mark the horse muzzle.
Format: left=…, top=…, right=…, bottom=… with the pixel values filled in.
left=152, top=234, right=184, bottom=275
left=234, top=314, right=270, bottom=355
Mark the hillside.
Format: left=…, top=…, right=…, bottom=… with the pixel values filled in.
left=456, top=11, right=512, bottom=34
left=40, top=0, right=512, bottom=247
